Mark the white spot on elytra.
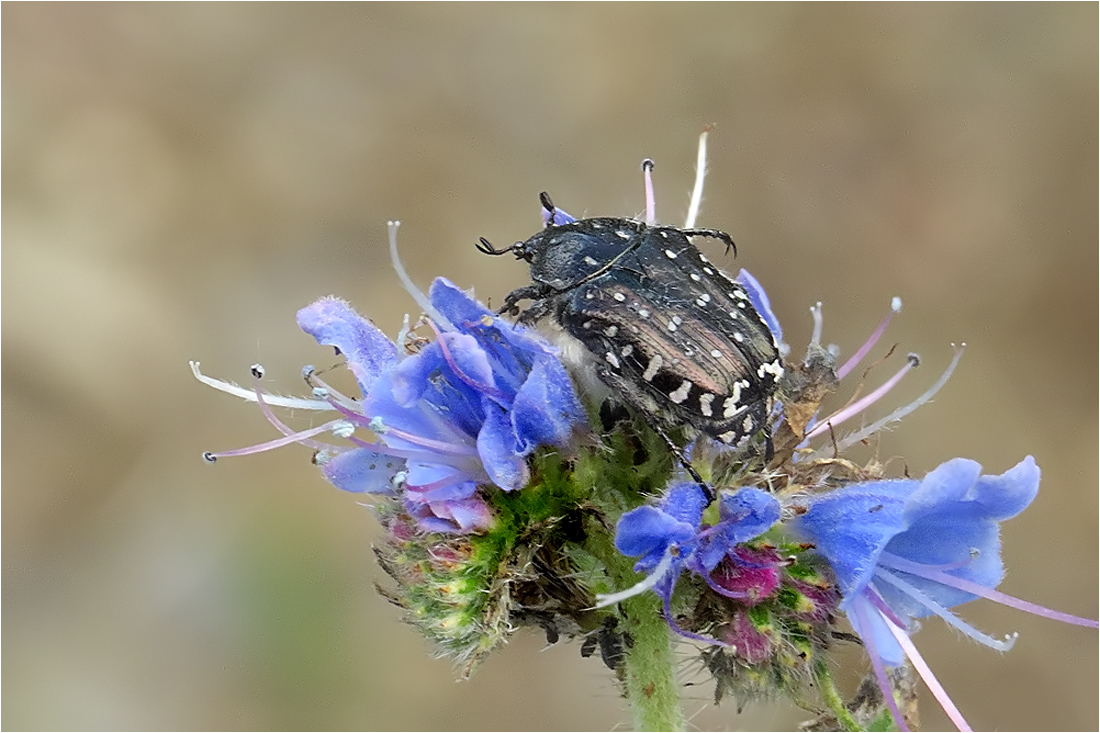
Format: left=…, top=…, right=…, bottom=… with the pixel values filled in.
left=699, top=253, right=709, bottom=263
left=667, top=321, right=678, bottom=332
left=621, top=344, right=634, bottom=357
left=642, top=354, right=663, bottom=382
left=742, top=416, right=755, bottom=433
left=605, top=352, right=620, bottom=368
left=703, top=267, right=714, bottom=275
left=659, top=230, right=669, bottom=238
left=604, top=325, right=619, bottom=337
left=613, top=292, right=626, bottom=302
left=737, top=301, right=746, bottom=309
left=664, top=249, right=678, bottom=259
left=699, top=392, right=715, bottom=417
left=710, top=349, right=722, bottom=358
left=584, top=256, right=599, bottom=266
left=669, top=380, right=692, bottom=404
left=639, top=308, right=650, bottom=318
left=718, top=430, right=737, bottom=443
left=700, top=293, right=711, bottom=303
left=672, top=315, right=683, bottom=325
left=733, top=332, right=745, bottom=343
left=585, top=291, right=595, bottom=299
left=758, top=360, right=785, bottom=382
left=690, top=273, right=702, bottom=282
left=616, top=230, right=631, bottom=239
left=729, top=311, right=739, bottom=319
left=582, top=320, right=593, bottom=329
left=723, top=382, right=745, bottom=417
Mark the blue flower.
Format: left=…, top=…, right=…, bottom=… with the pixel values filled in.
left=791, top=456, right=1095, bottom=729
left=601, top=482, right=781, bottom=643
left=794, top=457, right=1039, bottom=663
left=192, top=276, right=586, bottom=535
left=296, top=277, right=587, bottom=533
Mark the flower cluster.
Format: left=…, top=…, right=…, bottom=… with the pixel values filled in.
left=196, top=272, right=586, bottom=534
left=195, top=132, right=1095, bottom=731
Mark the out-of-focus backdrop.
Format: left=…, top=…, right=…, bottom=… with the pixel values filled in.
left=3, top=5, right=1096, bottom=730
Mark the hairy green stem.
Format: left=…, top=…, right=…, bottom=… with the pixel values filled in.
left=815, top=661, right=861, bottom=731
left=584, top=507, right=685, bottom=731
left=618, top=591, right=686, bottom=731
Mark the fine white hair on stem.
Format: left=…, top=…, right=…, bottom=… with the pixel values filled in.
left=684, top=127, right=710, bottom=228
left=387, top=220, right=455, bottom=330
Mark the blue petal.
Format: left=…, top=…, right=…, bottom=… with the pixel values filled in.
left=441, top=497, right=496, bottom=532
left=375, top=355, right=486, bottom=442
left=848, top=594, right=906, bottom=667
left=660, top=482, right=708, bottom=528
left=901, top=458, right=983, bottom=525
left=476, top=403, right=529, bottom=491
left=718, top=488, right=782, bottom=541
left=972, top=455, right=1040, bottom=520
left=438, top=331, right=499, bottom=396
left=795, top=481, right=910, bottom=603
left=615, top=505, right=696, bottom=569
left=319, top=449, right=405, bottom=494
left=697, top=488, right=783, bottom=571
left=297, top=297, right=397, bottom=395
left=736, top=269, right=783, bottom=344
left=429, top=278, right=493, bottom=331
left=510, top=358, right=585, bottom=453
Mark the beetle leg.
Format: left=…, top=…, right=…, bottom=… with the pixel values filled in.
left=653, top=425, right=716, bottom=504
left=498, top=283, right=552, bottom=318
left=681, top=227, right=737, bottom=258
left=513, top=297, right=556, bottom=326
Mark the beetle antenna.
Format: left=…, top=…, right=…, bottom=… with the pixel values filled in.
left=476, top=237, right=516, bottom=256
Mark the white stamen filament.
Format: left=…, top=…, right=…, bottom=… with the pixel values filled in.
left=388, top=221, right=455, bottom=331
left=878, top=552, right=1100, bottom=629
left=305, top=371, right=369, bottom=414
left=593, top=550, right=676, bottom=609
left=852, top=599, right=910, bottom=732
left=251, top=370, right=342, bottom=453
left=190, top=361, right=331, bottom=410
left=873, top=568, right=1017, bottom=652
left=833, top=344, right=965, bottom=452
left=809, top=302, right=824, bottom=350
left=642, top=158, right=657, bottom=225
left=684, top=127, right=709, bottom=228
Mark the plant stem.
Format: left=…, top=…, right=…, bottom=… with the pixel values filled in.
left=618, top=592, right=686, bottom=731
left=815, top=661, right=861, bottom=731
left=583, top=506, right=685, bottom=731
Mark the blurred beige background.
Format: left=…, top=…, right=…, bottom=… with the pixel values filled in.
left=3, top=4, right=1096, bottom=731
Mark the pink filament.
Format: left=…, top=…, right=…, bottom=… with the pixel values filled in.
left=837, top=299, right=901, bottom=380
left=878, top=553, right=1099, bottom=629
left=807, top=356, right=917, bottom=440
left=852, top=598, right=910, bottom=732
left=883, top=611, right=973, bottom=732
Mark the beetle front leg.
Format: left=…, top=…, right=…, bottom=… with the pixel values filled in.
left=498, top=283, right=552, bottom=318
